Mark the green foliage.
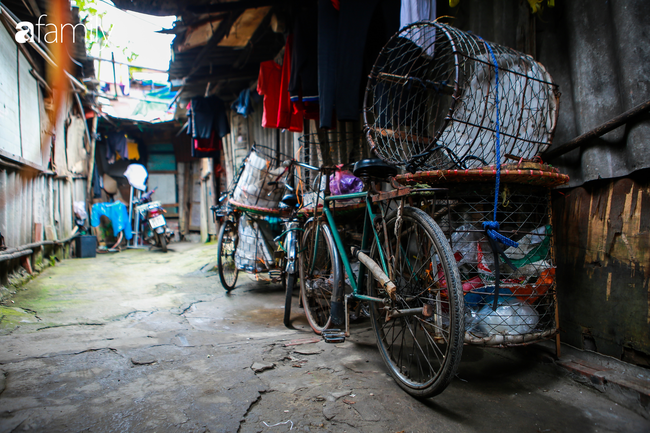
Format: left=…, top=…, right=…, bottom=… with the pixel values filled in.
left=74, top=0, right=138, bottom=61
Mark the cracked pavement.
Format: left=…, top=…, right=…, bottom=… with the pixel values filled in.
left=0, top=241, right=648, bottom=432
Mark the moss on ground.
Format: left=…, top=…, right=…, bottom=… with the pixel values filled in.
left=0, top=306, right=40, bottom=333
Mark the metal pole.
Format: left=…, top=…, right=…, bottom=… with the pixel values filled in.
left=543, top=99, right=650, bottom=160
left=111, top=52, right=118, bottom=99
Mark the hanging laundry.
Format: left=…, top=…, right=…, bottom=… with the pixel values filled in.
left=189, top=96, right=230, bottom=139
left=318, top=0, right=400, bottom=128
left=194, top=132, right=222, bottom=153
left=231, top=88, right=255, bottom=118
left=126, top=139, right=140, bottom=160
left=400, top=0, right=437, bottom=56
left=106, top=131, right=128, bottom=164
left=289, top=2, right=320, bottom=121
left=258, top=60, right=283, bottom=128
left=400, top=0, right=436, bottom=27
left=277, top=35, right=303, bottom=132
left=91, top=202, right=133, bottom=240
left=257, top=51, right=303, bottom=131
left=187, top=96, right=230, bottom=158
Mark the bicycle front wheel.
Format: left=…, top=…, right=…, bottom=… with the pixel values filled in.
left=299, top=220, right=341, bottom=334
left=283, top=273, right=296, bottom=328
left=368, top=206, right=464, bottom=398
left=217, top=219, right=239, bottom=291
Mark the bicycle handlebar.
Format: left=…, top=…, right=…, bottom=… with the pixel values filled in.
left=283, top=159, right=320, bottom=172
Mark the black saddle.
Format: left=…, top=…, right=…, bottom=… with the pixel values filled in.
left=353, top=159, right=398, bottom=180
left=281, top=193, right=299, bottom=208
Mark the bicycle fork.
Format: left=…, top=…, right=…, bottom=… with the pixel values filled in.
left=323, top=196, right=399, bottom=339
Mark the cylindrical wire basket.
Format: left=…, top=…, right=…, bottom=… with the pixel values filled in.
left=396, top=168, right=566, bottom=347
left=230, top=145, right=291, bottom=215
left=364, top=22, right=560, bottom=172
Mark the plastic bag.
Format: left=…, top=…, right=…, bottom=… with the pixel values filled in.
left=471, top=298, right=539, bottom=336
left=73, top=201, right=88, bottom=220
left=329, top=170, right=363, bottom=196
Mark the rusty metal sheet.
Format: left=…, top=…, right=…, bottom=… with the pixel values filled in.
left=553, top=176, right=650, bottom=364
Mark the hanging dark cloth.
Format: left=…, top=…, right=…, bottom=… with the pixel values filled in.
left=106, top=131, right=128, bottom=163
left=188, top=96, right=230, bottom=159
left=92, top=163, right=102, bottom=198
left=289, top=1, right=319, bottom=104
left=231, top=88, right=255, bottom=118
left=317, top=0, right=400, bottom=129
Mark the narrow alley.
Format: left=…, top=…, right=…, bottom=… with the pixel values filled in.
left=1, top=242, right=647, bottom=432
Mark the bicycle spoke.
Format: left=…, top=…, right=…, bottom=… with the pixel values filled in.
left=369, top=206, right=463, bottom=397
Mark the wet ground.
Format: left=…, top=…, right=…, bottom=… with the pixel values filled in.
left=0, top=241, right=648, bottom=432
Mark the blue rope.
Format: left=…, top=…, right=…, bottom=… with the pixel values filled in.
left=477, top=36, right=518, bottom=249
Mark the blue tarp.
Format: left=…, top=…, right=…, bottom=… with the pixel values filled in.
left=91, top=202, right=133, bottom=240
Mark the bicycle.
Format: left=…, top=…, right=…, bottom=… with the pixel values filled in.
left=213, top=146, right=303, bottom=328
left=296, top=158, right=465, bottom=398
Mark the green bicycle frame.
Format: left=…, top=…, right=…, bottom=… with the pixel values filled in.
left=320, top=192, right=390, bottom=306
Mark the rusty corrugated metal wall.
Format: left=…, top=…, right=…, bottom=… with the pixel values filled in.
left=0, top=19, right=88, bottom=278
left=0, top=170, right=84, bottom=249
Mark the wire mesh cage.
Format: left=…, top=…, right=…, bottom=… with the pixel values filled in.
left=296, top=133, right=367, bottom=216
left=364, top=22, right=560, bottom=172
left=230, top=145, right=291, bottom=214
left=401, top=174, right=561, bottom=346
left=234, top=214, right=281, bottom=275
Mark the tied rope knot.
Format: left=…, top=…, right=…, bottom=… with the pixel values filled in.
left=482, top=221, right=518, bottom=248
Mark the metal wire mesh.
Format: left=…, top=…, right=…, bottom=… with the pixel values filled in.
left=427, top=182, right=557, bottom=346
left=298, top=132, right=367, bottom=168
left=296, top=133, right=367, bottom=215
left=234, top=214, right=279, bottom=274
left=364, top=22, right=559, bottom=172
left=231, top=145, right=290, bottom=210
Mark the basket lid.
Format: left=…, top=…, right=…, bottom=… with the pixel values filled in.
left=394, top=163, right=569, bottom=187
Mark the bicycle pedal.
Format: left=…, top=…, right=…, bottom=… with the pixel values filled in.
left=268, top=269, right=282, bottom=280
left=322, top=329, right=346, bottom=344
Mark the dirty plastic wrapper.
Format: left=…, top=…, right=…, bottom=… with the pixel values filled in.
left=234, top=215, right=275, bottom=272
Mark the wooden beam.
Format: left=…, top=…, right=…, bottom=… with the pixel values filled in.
left=183, top=11, right=246, bottom=82
left=187, top=0, right=288, bottom=14
left=232, top=7, right=274, bottom=69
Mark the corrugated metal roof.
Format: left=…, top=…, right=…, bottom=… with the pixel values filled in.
left=111, top=0, right=286, bottom=103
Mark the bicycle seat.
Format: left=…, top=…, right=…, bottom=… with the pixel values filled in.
left=281, top=193, right=299, bottom=208
left=353, top=159, right=398, bottom=180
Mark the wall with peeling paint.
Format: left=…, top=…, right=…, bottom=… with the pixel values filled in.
left=553, top=173, right=650, bottom=366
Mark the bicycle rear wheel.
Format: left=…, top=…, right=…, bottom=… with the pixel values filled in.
left=299, top=220, right=341, bottom=334
left=217, top=219, right=239, bottom=291
left=368, top=206, right=464, bottom=398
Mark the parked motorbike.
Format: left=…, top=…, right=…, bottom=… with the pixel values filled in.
left=134, top=188, right=172, bottom=252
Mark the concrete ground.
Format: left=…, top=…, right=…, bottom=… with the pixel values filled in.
left=0, top=241, right=648, bottom=433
